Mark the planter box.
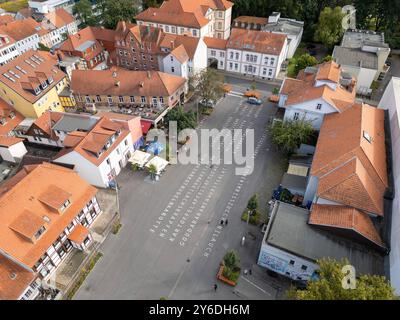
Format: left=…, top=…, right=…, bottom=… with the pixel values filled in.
left=217, top=265, right=237, bottom=286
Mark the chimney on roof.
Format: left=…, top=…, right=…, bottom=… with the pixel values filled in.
left=170, top=40, right=174, bottom=50
left=147, top=71, right=151, bottom=79
left=139, top=81, right=144, bottom=87
left=115, top=80, right=120, bottom=87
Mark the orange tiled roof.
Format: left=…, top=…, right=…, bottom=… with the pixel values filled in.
left=0, top=162, right=97, bottom=268
left=44, top=8, right=75, bottom=29
left=70, top=67, right=186, bottom=97
left=159, top=33, right=200, bottom=59
left=309, top=204, right=384, bottom=247
left=171, top=44, right=189, bottom=63
left=136, top=0, right=233, bottom=28
left=0, top=135, right=23, bottom=147
left=312, top=103, right=388, bottom=215
left=227, top=28, right=286, bottom=56
left=0, top=18, right=45, bottom=41
left=233, top=16, right=268, bottom=25
left=0, top=15, right=14, bottom=26
left=0, top=99, right=24, bottom=136
left=203, top=36, right=227, bottom=50
left=0, top=255, right=36, bottom=300
left=56, top=117, right=130, bottom=167
left=67, top=224, right=89, bottom=244
left=280, top=61, right=356, bottom=111
left=0, top=50, right=67, bottom=104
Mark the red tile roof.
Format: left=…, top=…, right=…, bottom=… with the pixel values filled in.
left=203, top=36, right=227, bottom=50
left=0, top=99, right=24, bottom=136
left=0, top=18, right=45, bottom=41
left=0, top=135, right=23, bottom=147
left=0, top=163, right=97, bottom=268
left=309, top=204, right=384, bottom=247
left=227, top=28, right=286, bottom=56
left=312, top=103, right=388, bottom=216
left=67, top=224, right=89, bottom=244
left=44, top=8, right=75, bottom=29
left=233, top=16, right=268, bottom=25
left=0, top=255, right=36, bottom=300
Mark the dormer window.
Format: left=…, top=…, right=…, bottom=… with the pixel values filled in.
left=316, top=103, right=322, bottom=110
left=48, top=76, right=54, bottom=84
left=60, top=199, right=71, bottom=212
left=0, top=117, right=6, bottom=125
left=34, top=87, right=41, bottom=95
left=34, top=226, right=46, bottom=240
left=9, top=111, right=15, bottom=119
left=41, top=81, right=47, bottom=89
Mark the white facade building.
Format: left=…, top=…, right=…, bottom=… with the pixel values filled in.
left=378, top=77, right=400, bottom=294
left=135, top=0, right=234, bottom=40
left=28, top=0, right=74, bottom=14
left=0, top=136, right=27, bottom=162
left=0, top=35, right=19, bottom=66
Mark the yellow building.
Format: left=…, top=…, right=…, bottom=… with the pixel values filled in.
left=0, top=50, right=68, bottom=118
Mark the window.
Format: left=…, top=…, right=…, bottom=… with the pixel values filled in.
left=107, top=95, right=113, bottom=104
left=363, top=131, right=372, bottom=143
left=34, top=226, right=46, bottom=239
left=234, top=63, right=238, bottom=70
left=294, top=112, right=299, bottom=120
left=141, top=96, right=146, bottom=103
left=270, top=58, right=275, bottom=65
left=171, top=26, right=176, bottom=33
left=124, top=139, right=128, bottom=146
left=60, top=199, right=70, bottom=212
left=119, top=96, right=124, bottom=103
left=235, top=52, right=239, bottom=60
left=85, top=96, right=91, bottom=103
left=130, top=96, right=135, bottom=103
left=171, top=66, right=175, bottom=73
left=159, top=96, right=164, bottom=104
left=316, top=103, right=322, bottom=110
left=230, top=52, right=233, bottom=59
left=219, top=51, right=224, bottom=58
left=180, top=27, right=184, bottom=34
left=170, top=55, right=174, bottom=62
left=192, top=29, right=197, bottom=37
left=106, top=158, right=111, bottom=165
left=301, top=265, right=308, bottom=271
left=289, top=260, right=295, bottom=265
left=211, top=50, right=216, bottom=57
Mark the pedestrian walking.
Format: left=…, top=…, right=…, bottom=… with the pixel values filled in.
left=225, top=219, right=228, bottom=226
left=248, top=269, right=252, bottom=276
left=220, top=219, right=224, bottom=225
left=214, top=284, right=218, bottom=292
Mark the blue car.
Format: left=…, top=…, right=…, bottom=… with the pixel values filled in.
left=247, top=97, right=262, bottom=105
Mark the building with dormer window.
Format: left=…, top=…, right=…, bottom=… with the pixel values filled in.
left=135, top=0, right=233, bottom=40
left=0, top=50, right=68, bottom=118
left=0, top=162, right=101, bottom=299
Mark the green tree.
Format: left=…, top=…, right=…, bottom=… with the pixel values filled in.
left=314, top=6, right=345, bottom=49
left=193, top=68, right=224, bottom=106
left=288, top=53, right=318, bottom=77
left=142, top=0, right=163, bottom=9
left=288, top=258, right=397, bottom=300
left=100, top=0, right=139, bottom=29
left=223, top=250, right=240, bottom=269
left=164, top=106, right=197, bottom=132
left=268, top=118, right=315, bottom=155
left=247, top=194, right=258, bottom=212
left=73, top=0, right=98, bottom=28
left=38, top=43, right=50, bottom=52
left=147, top=163, right=157, bottom=180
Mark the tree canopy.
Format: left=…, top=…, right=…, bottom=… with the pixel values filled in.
left=287, top=53, right=318, bottom=77
left=288, top=258, right=397, bottom=300
left=73, top=0, right=98, bottom=28
left=231, top=0, right=400, bottom=48
left=314, top=6, right=345, bottom=49
left=99, top=0, right=139, bottom=29
left=192, top=68, right=224, bottom=104
left=164, top=106, right=197, bottom=132
left=267, top=118, right=315, bottom=155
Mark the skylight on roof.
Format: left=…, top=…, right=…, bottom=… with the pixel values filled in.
left=363, top=131, right=372, bottom=143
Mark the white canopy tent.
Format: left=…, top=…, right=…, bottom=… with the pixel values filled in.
left=145, top=156, right=169, bottom=174
left=128, top=150, right=151, bottom=168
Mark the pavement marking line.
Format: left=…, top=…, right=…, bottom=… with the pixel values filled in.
left=240, top=276, right=272, bottom=296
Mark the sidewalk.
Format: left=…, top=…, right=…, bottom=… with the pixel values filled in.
left=217, top=70, right=283, bottom=87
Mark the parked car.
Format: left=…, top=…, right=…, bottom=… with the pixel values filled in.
left=247, top=97, right=262, bottom=105
left=199, top=98, right=216, bottom=108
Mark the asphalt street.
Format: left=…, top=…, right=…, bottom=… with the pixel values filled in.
left=75, top=90, right=287, bottom=300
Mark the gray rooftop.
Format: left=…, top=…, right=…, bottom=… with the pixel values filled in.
left=75, top=40, right=96, bottom=52
left=263, top=18, right=304, bottom=37
left=52, top=114, right=98, bottom=132
left=280, top=173, right=307, bottom=193
left=341, top=29, right=388, bottom=49
left=333, top=46, right=378, bottom=69
left=266, top=202, right=384, bottom=276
